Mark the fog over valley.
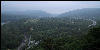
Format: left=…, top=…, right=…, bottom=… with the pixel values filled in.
left=1, top=1, right=100, bottom=14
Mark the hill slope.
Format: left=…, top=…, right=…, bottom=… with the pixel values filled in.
left=58, top=8, right=100, bottom=19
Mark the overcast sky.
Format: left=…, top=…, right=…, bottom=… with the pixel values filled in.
left=1, top=1, right=100, bottom=14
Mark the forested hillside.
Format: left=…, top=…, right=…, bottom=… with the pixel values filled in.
left=1, top=10, right=54, bottom=22
left=1, top=8, right=100, bottom=50
left=58, top=8, right=100, bottom=19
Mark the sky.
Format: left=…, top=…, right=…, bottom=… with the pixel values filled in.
left=1, top=1, right=100, bottom=14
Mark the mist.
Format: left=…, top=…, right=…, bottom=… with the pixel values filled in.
left=1, top=1, right=100, bottom=14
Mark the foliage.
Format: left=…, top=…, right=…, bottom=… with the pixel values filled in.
left=1, top=17, right=100, bottom=50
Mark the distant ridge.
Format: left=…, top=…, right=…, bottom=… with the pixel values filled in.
left=1, top=10, right=54, bottom=17
left=58, top=8, right=100, bottom=19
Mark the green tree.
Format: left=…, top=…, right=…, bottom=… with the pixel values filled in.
left=83, top=26, right=100, bottom=50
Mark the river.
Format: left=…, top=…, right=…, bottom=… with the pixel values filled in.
left=87, top=19, right=97, bottom=27
left=1, top=22, right=6, bottom=25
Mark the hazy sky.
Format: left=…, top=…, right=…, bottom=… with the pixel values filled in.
left=1, top=1, right=100, bottom=14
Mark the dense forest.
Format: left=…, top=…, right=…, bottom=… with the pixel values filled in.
left=1, top=8, right=100, bottom=50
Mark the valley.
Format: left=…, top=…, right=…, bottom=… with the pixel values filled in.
left=1, top=8, right=100, bottom=50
